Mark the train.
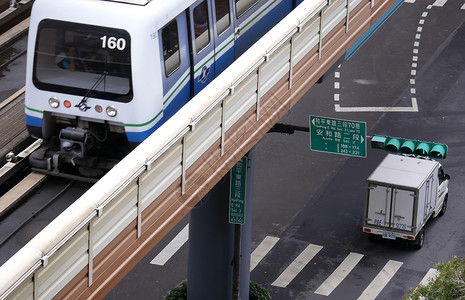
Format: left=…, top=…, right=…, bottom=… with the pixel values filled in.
left=24, top=0, right=305, bottom=179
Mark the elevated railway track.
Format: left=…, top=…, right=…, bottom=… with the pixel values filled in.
left=0, top=15, right=30, bottom=164
left=0, top=0, right=31, bottom=35
left=0, top=87, right=30, bottom=165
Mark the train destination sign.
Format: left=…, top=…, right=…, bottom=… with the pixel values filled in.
left=309, top=115, right=366, bottom=158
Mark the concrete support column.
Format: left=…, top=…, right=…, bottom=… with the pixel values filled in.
left=187, top=174, right=234, bottom=300
left=187, top=150, right=254, bottom=300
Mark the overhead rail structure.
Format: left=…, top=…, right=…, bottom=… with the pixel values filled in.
left=0, top=0, right=32, bottom=35
left=0, top=0, right=402, bottom=298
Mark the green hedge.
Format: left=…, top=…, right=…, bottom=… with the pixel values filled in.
left=165, top=281, right=188, bottom=300
left=404, top=256, right=465, bottom=300
left=249, top=281, right=272, bottom=300
left=164, top=281, right=271, bottom=300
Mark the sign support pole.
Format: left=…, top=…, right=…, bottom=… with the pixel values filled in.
left=240, top=149, right=254, bottom=299
left=232, top=224, right=241, bottom=300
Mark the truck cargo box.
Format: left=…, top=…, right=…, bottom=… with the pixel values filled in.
left=363, top=154, right=449, bottom=248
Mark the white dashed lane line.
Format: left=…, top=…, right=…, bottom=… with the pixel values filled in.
left=406, top=0, right=465, bottom=8
left=334, top=1, right=454, bottom=112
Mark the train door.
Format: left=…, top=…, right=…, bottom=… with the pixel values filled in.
left=188, top=0, right=216, bottom=95
left=211, top=0, right=235, bottom=76
left=160, top=13, right=191, bottom=121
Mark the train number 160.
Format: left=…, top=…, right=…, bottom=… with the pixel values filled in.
left=100, top=36, right=126, bottom=51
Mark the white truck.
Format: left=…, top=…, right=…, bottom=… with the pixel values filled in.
left=363, top=154, right=450, bottom=249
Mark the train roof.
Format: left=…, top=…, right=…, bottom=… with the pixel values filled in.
left=102, top=0, right=150, bottom=6
left=31, top=0, right=199, bottom=31
left=98, top=0, right=198, bottom=7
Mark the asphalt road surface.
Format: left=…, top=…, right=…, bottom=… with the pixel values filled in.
left=108, top=0, right=465, bottom=299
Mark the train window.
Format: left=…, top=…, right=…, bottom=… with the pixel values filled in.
left=215, top=0, right=230, bottom=35
left=193, top=1, right=211, bottom=53
left=235, top=0, right=259, bottom=17
left=162, top=20, right=181, bottom=76
left=33, top=19, right=133, bottom=102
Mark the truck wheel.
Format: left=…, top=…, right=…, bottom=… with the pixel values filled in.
left=413, top=229, right=425, bottom=249
left=438, top=195, right=448, bottom=217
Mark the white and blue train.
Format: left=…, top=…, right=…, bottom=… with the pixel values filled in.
left=25, top=0, right=303, bottom=178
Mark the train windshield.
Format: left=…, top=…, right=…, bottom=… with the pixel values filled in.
left=33, top=19, right=133, bottom=102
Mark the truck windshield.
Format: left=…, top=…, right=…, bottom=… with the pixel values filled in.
left=33, top=19, right=133, bottom=102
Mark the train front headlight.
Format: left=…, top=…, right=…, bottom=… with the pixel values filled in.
left=48, top=97, right=60, bottom=108
left=106, top=106, right=117, bottom=117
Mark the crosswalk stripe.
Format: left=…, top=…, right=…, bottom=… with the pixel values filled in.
left=250, top=236, right=280, bottom=272
left=151, top=228, right=440, bottom=298
left=271, top=243, right=323, bottom=288
left=150, top=224, right=189, bottom=266
left=315, top=252, right=364, bottom=296
left=419, top=268, right=439, bottom=286
left=357, top=260, right=403, bottom=300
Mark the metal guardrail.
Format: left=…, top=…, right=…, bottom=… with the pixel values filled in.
left=0, top=0, right=400, bottom=298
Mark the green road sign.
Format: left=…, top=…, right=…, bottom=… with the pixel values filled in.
left=310, top=115, right=366, bottom=158
left=229, top=156, right=247, bottom=225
